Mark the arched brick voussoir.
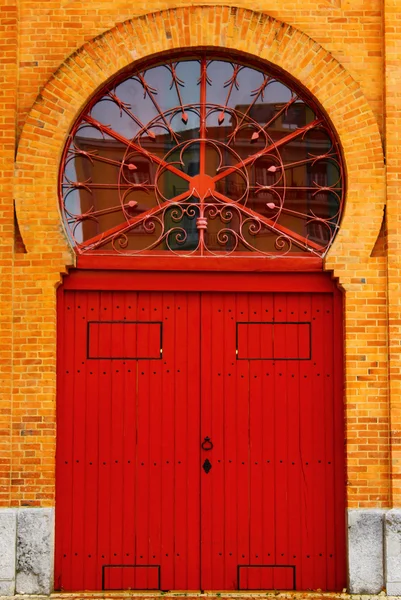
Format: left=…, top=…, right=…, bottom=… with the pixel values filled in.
left=15, top=6, right=385, bottom=263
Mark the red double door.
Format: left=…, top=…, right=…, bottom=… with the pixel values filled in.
left=56, top=278, right=346, bottom=592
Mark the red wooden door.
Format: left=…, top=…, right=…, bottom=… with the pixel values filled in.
left=56, top=290, right=201, bottom=591
left=56, top=280, right=345, bottom=592
left=200, top=291, right=345, bottom=591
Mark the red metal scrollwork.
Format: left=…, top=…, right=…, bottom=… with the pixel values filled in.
left=59, top=52, right=345, bottom=257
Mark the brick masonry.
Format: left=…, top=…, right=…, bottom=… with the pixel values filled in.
left=0, top=0, right=397, bottom=591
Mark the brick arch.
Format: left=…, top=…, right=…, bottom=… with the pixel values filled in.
left=15, top=5, right=385, bottom=271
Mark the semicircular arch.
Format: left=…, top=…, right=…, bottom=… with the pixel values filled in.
left=15, top=5, right=385, bottom=272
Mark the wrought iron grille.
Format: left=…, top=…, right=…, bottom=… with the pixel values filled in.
left=59, top=52, right=345, bottom=257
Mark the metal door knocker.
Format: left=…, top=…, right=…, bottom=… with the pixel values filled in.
left=201, top=436, right=213, bottom=451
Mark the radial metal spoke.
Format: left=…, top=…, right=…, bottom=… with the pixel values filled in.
left=212, top=190, right=325, bottom=252
left=213, top=118, right=323, bottom=183
left=78, top=189, right=192, bottom=251
left=199, top=56, right=208, bottom=175
left=82, top=115, right=191, bottom=182
left=135, top=72, right=181, bottom=144
left=226, top=74, right=271, bottom=144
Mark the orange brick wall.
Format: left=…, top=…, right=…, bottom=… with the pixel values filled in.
left=384, top=0, right=401, bottom=507
left=0, top=1, right=392, bottom=509
left=0, top=0, right=17, bottom=505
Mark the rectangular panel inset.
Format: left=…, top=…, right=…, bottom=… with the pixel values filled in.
left=236, top=322, right=311, bottom=360
left=238, top=565, right=296, bottom=590
left=88, top=321, right=162, bottom=360
left=102, top=565, right=160, bottom=590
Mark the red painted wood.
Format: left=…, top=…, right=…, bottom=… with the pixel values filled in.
left=223, top=292, right=239, bottom=590
left=273, top=294, right=289, bottom=581
left=148, top=292, right=162, bottom=589
left=77, top=255, right=324, bottom=273
left=333, top=289, right=346, bottom=590
left=260, top=293, right=276, bottom=586
left=209, top=293, right=225, bottom=590
left=97, top=292, right=113, bottom=586
left=312, top=293, right=327, bottom=590
left=63, top=270, right=336, bottom=293
left=120, top=291, right=137, bottom=589
left=83, top=292, right=99, bottom=589
left=249, top=293, right=263, bottom=590
left=185, top=293, right=201, bottom=590
left=237, top=322, right=310, bottom=359
left=70, top=291, right=86, bottom=590
left=56, top=273, right=346, bottom=593
left=200, top=292, right=213, bottom=590
left=88, top=321, right=160, bottom=359
left=235, top=293, right=251, bottom=590
left=104, top=566, right=159, bottom=590
left=286, top=293, right=302, bottom=589
left=323, top=293, right=336, bottom=591
left=159, top=292, right=175, bottom=590
left=239, top=567, right=294, bottom=590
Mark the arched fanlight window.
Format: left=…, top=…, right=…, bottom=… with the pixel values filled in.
left=60, top=52, right=344, bottom=257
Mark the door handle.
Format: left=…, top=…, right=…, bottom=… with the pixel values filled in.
left=201, top=436, right=213, bottom=451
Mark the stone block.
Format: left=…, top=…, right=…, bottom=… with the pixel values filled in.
left=0, top=509, right=16, bottom=596
left=16, top=508, right=54, bottom=595
left=385, top=509, right=401, bottom=595
left=0, top=510, right=16, bottom=581
left=348, top=508, right=385, bottom=594
left=0, top=579, right=16, bottom=596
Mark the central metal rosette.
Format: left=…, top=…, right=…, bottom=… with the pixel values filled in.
left=152, top=137, right=251, bottom=208
left=190, top=174, right=215, bottom=199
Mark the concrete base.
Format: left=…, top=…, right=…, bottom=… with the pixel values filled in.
left=348, top=509, right=385, bottom=594
left=385, top=509, right=401, bottom=595
left=0, top=510, right=16, bottom=596
left=16, top=509, right=54, bottom=595
left=0, top=508, right=54, bottom=596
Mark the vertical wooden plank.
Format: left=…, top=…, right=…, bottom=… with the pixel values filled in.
left=323, top=293, right=336, bottom=590
left=83, top=291, right=100, bottom=589
left=70, top=290, right=88, bottom=590
left=97, top=291, right=113, bottom=586
left=211, top=293, right=225, bottom=590
left=285, top=293, right=302, bottom=589
left=333, top=289, right=346, bottom=590
left=200, top=292, right=213, bottom=590
left=273, top=293, right=289, bottom=582
left=185, top=292, right=201, bottom=590
left=121, top=292, right=138, bottom=588
left=135, top=292, right=151, bottom=586
left=174, top=293, right=189, bottom=589
left=107, top=293, right=125, bottom=589
left=311, top=293, right=328, bottom=590
left=235, top=293, right=250, bottom=590
left=55, top=289, right=74, bottom=590
left=260, top=293, right=276, bottom=584
left=160, top=292, right=175, bottom=590
left=298, top=292, right=313, bottom=589
left=249, top=293, right=263, bottom=590
left=223, top=292, right=239, bottom=589
left=147, top=292, right=163, bottom=587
